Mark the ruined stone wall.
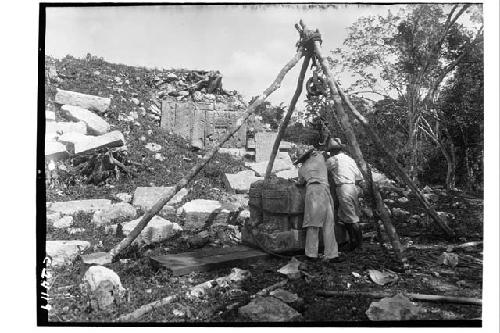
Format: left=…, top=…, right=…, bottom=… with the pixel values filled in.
left=160, top=98, right=246, bottom=149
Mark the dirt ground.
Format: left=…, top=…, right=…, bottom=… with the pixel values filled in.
left=45, top=189, right=483, bottom=324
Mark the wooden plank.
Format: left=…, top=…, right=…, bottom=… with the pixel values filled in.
left=150, top=246, right=268, bottom=276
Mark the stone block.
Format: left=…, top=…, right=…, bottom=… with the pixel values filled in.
left=91, top=202, right=137, bottom=226
left=46, top=121, right=87, bottom=137
left=276, top=168, right=298, bottom=180
left=58, top=130, right=125, bottom=155
left=245, top=158, right=294, bottom=177
left=132, top=187, right=189, bottom=211
left=55, top=89, right=111, bottom=113
left=120, top=215, right=182, bottom=245
left=48, top=199, right=112, bottom=215
left=179, top=199, right=236, bottom=230
left=223, top=170, right=263, bottom=194
left=46, top=240, right=91, bottom=267
left=53, top=215, right=73, bottom=229
left=60, top=105, right=110, bottom=135
left=45, top=139, right=69, bottom=161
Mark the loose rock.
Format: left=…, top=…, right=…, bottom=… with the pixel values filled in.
left=366, top=293, right=425, bottom=321
left=223, top=170, right=263, bottom=194
left=132, top=187, right=189, bottom=211
left=81, top=265, right=125, bottom=310
left=46, top=240, right=91, bottom=267
left=91, top=202, right=137, bottom=226
left=437, top=252, right=459, bottom=267
left=58, top=130, right=125, bottom=155
left=239, top=296, right=302, bottom=322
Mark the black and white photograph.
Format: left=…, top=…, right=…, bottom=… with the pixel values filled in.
left=27, top=0, right=498, bottom=327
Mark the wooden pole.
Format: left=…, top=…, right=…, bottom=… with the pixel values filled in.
left=265, top=55, right=311, bottom=179
left=335, top=83, right=454, bottom=237
left=107, top=50, right=305, bottom=259
left=298, top=20, right=407, bottom=267
left=316, top=290, right=482, bottom=306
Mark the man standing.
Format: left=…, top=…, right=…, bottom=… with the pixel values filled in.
left=294, top=147, right=345, bottom=263
left=326, top=138, right=364, bottom=251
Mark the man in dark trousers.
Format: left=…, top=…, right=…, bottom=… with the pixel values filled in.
left=326, top=138, right=364, bottom=251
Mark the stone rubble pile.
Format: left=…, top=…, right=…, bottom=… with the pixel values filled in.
left=45, top=88, right=126, bottom=162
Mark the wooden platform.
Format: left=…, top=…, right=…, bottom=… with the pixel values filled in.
left=150, top=246, right=269, bottom=276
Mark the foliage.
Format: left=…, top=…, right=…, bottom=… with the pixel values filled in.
left=327, top=3, right=483, bottom=188
left=253, top=101, right=285, bottom=130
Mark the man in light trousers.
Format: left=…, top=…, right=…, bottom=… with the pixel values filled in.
left=294, top=148, right=345, bottom=263
left=326, top=138, right=364, bottom=251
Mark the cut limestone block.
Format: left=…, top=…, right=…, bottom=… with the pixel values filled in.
left=60, top=105, right=110, bottom=135
left=81, top=265, right=125, bottom=310
left=45, top=139, right=69, bottom=161
left=223, top=170, right=263, bottom=194
left=91, top=202, right=137, bottom=226
left=48, top=199, right=112, bottom=215
left=239, top=296, right=302, bottom=322
left=118, top=215, right=182, bottom=245
left=179, top=199, right=237, bottom=230
left=46, top=110, right=56, bottom=122
left=115, top=192, right=132, bottom=203
left=53, top=215, right=74, bottom=229
left=276, top=168, right=298, bottom=180
left=55, top=89, right=111, bottom=114
left=58, top=130, right=125, bottom=155
left=245, top=158, right=295, bottom=177
left=47, top=211, right=62, bottom=226
left=132, top=187, right=189, bottom=211
left=46, top=121, right=87, bottom=138
left=46, top=240, right=91, bottom=267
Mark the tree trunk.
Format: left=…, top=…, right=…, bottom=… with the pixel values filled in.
left=301, top=21, right=408, bottom=267
left=407, top=81, right=419, bottom=182
left=107, top=50, right=305, bottom=259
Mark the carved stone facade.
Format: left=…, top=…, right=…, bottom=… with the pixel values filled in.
left=160, top=98, right=246, bottom=149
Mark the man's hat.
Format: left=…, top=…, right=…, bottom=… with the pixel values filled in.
left=293, top=147, right=315, bottom=165
left=327, top=138, right=344, bottom=150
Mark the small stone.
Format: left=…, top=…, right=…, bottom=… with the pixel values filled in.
left=115, top=193, right=132, bottom=203
left=68, top=227, right=85, bottom=235
left=178, top=90, right=189, bottom=97
left=131, top=98, right=140, bottom=105
left=398, top=197, right=409, bottom=203
left=145, top=142, right=162, bottom=152
left=129, top=110, right=139, bottom=120
left=277, top=257, right=303, bottom=280
left=154, top=153, right=165, bottom=161
left=437, top=252, right=459, bottom=267
left=46, top=110, right=56, bottom=121
left=80, top=252, right=113, bottom=265
left=192, top=91, right=203, bottom=102
left=139, top=107, right=146, bottom=116
left=140, top=135, right=146, bottom=141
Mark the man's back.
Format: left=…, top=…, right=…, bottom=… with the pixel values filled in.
left=327, top=152, right=362, bottom=185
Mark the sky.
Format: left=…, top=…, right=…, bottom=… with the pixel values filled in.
left=45, top=3, right=407, bottom=108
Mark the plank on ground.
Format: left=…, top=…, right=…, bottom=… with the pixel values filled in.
left=150, top=245, right=269, bottom=276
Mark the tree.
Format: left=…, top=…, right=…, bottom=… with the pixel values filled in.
left=439, top=36, right=484, bottom=191
left=330, top=4, right=483, bottom=184
left=254, top=101, right=286, bottom=130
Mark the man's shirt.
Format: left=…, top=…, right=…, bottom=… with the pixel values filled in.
left=326, top=152, right=363, bottom=185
